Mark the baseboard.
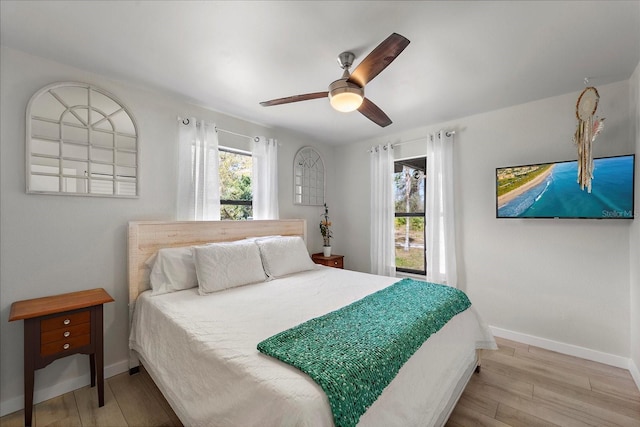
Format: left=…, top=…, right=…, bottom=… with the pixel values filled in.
left=0, top=359, right=129, bottom=417
left=630, top=359, right=640, bottom=391
left=489, top=326, right=630, bottom=369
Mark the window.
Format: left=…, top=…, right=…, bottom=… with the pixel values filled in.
left=219, top=147, right=252, bottom=220
left=394, top=156, right=426, bottom=275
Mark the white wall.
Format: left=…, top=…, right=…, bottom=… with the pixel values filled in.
left=0, top=46, right=335, bottom=415
left=273, top=127, right=338, bottom=256
left=630, top=62, right=640, bottom=385
left=335, top=80, right=634, bottom=359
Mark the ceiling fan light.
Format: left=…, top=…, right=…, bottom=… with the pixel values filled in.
left=328, top=79, right=364, bottom=113
left=330, top=91, right=364, bottom=112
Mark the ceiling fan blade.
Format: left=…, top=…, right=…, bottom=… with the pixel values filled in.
left=260, top=91, right=328, bottom=107
left=358, top=98, right=392, bottom=127
left=348, top=33, right=410, bottom=88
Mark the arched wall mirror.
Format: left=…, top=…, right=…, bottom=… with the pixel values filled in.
left=26, top=82, right=139, bottom=197
left=293, top=146, right=325, bottom=206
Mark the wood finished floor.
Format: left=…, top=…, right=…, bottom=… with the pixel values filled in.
left=2, top=337, right=639, bottom=427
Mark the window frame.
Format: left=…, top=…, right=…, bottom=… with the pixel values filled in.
left=219, top=146, right=253, bottom=220
left=394, top=156, right=426, bottom=276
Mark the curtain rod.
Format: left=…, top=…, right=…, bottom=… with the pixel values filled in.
left=396, top=130, right=455, bottom=147
left=367, top=130, right=455, bottom=153
left=392, top=136, right=426, bottom=148
left=177, top=117, right=258, bottom=142
left=216, top=127, right=259, bottom=142
left=433, top=130, right=456, bottom=139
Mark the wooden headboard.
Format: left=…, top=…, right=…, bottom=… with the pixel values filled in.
left=128, top=219, right=307, bottom=307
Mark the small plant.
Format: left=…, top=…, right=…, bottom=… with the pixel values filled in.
left=319, top=203, right=333, bottom=247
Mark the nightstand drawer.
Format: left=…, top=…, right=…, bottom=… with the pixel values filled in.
left=41, top=334, right=91, bottom=357
left=41, top=311, right=90, bottom=332
left=41, top=322, right=91, bottom=345
left=325, top=258, right=343, bottom=268
left=311, top=253, right=344, bottom=269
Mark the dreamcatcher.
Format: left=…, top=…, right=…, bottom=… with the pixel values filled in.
left=573, top=84, right=605, bottom=193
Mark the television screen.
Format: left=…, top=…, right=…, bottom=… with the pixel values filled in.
left=496, top=154, right=635, bottom=219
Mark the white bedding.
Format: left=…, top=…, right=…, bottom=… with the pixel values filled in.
left=129, top=266, right=496, bottom=427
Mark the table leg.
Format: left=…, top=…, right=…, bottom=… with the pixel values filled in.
left=24, top=319, right=38, bottom=427
left=90, top=353, right=96, bottom=387
left=95, top=305, right=105, bottom=407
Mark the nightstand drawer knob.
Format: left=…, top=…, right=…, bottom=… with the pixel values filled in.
left=63, top=319, right=71, bottom=325
left=334, top=261, right=338, bottom=265
left=63, top=343, right=70, bottom=350
left=63, top=331, right=71, bottom=338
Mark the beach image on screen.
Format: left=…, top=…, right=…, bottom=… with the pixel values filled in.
left=496, top=155, right=634, bottom=218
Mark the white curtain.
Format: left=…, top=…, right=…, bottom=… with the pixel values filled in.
left=177, top=118, right=221, bottom=220
left=426, top=131, right=457, bottom=286
left=251, top=136, right=279, bottom=219
left=370, top=143, right=396, bottom=277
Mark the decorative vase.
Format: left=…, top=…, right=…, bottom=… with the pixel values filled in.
left=323, top=246, right=332, bottom=257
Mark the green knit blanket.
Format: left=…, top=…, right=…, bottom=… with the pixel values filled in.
left=257, top=278, right=471, bottom=427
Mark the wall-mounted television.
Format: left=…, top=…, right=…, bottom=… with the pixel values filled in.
left=496, top=154, right=635, bottom=219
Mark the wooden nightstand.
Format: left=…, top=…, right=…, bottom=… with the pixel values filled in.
left=9, top=288, right=114, bottom=427
left=312, top=253, right=344, bottom=269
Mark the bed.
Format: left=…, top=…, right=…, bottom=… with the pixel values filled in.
left=127, top=219, right=496, bottom=427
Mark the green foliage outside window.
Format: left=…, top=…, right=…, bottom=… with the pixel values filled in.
left=394, top=217, right=425, bottom=231
left=219, top=150, right=252, bottom=220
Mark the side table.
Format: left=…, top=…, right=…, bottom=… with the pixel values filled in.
left=9, top=288, right=114, bottom=427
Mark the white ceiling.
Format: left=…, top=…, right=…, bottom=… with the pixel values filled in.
left=2, top=1, right=639, bottom=145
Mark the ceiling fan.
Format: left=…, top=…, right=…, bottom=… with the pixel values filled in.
left=259, top=33, right=410, bottom=127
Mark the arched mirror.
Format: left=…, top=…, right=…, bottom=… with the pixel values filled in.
left=293, top=146, right=325, bottom=205
left=26, top=82, right=139, bottom=197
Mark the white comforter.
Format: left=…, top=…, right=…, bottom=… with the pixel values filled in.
left=129, top=266, right=496, bottom=427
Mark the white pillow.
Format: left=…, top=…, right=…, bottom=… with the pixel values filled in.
left=255, top=236, right=316, bottom=278
left=149, top=247, right=198, bottom=296
left=243, top=235, right=281, bottom=242
left=193, top=240, right=267, bottom=295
